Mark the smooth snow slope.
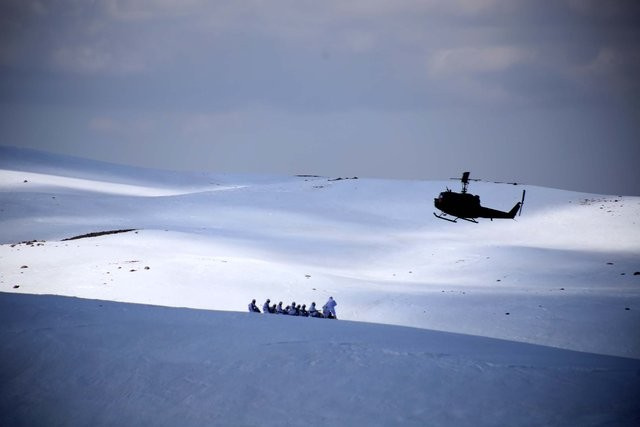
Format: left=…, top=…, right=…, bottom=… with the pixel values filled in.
left=1, top=293, right=639, bottom=427
left=1, top=145, right=639, bottom=359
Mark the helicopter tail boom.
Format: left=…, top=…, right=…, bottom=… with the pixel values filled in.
left=476, top=190, right=525, bottom=220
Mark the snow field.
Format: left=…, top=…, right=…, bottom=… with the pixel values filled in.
left=1, top=146, right=639, bottom=425
left=1, top=292, right=638, bottom=427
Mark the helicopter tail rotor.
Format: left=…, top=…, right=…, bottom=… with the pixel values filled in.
left=508, top=189, right=527, bottom=219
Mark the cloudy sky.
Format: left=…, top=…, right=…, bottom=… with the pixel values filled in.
left=1, top=0, right=639, bottom=194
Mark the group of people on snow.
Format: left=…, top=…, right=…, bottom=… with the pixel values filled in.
left=248, top=296, right=337, bottom=319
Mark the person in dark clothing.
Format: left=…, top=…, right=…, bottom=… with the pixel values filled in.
left=263, top=299, right=273, bottom=313
left=300, top=304, right=309, bottom=317
left=248, top=299, right=261, bottom=313
left=288, top=304, right=298, bottom=316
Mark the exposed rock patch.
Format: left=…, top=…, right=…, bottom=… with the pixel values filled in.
left=62, top=229, right=137, bottom=241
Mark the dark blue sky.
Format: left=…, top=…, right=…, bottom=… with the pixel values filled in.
left=1, top=0, right=639, bottom=194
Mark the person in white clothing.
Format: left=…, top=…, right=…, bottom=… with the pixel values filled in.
left=309, top=302, right=321, bottom=318
left=323, top=296, right=337, bottom=319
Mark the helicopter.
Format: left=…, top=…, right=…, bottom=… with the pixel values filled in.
left=434, top=172, right=525, bottom=223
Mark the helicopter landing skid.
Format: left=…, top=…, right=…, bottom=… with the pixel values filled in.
left=433, top=212, right=478, bottom=223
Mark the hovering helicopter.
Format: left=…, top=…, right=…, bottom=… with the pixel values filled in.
left=434, top=172, right=525, bottom=223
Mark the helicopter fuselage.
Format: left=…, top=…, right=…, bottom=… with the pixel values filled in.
left=434, top=190, right=482, bottom=218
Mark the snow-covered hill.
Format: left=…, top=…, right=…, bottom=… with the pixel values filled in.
left=2, top=292, right=639, bottom=427
left=1, top=146, right=639, bottom=425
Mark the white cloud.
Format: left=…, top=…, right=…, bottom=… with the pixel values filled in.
left=333, top=0, right=500, bottom=17
left=180, top=111, right=246, bottom=139
left=88, top=115, right=159, bottom=138
left=583, top=47, right=623, bottom=76
left=88, top=117, right=120, bottom=133
left=52, top=46, right=111, bottom=74
left=51, top=44, right=147, bottom=74
left=27, top=0, right=47, bottom=15
left=3, top=0, right=638, bottom=110
left=573, top=46, right=640, bottom=98
left=565, top=0, right=639, bottom=17
left=102, top=0, right=205, bottom=21
left=427, top=46, right=532, bottom=78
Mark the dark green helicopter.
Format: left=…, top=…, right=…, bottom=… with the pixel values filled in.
left=434, top=172, right=525, bottom=223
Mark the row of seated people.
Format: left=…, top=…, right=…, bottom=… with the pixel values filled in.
left=248, top=297, right=337, bottom=319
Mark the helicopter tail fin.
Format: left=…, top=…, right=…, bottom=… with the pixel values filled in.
left=507, top=202, right=521, bottom=219
left=507, top=190, right=526, bottom=219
